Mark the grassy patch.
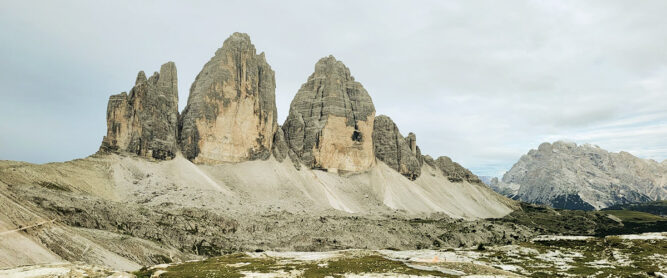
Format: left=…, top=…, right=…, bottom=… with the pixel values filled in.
left=492, top=237, right=667, bottom=277
left=133, top=237, right=667, bottom=278
left=134, top=253, right=451, bottom=278
left=301, top=255, right=450, bottom=277
left=603, top=200, right=667, bottom=216
left=600, top=210, right=665, bottom=223
left=494, top=202, right=667, bottom=236
left=133, top=253, right=279, bottom=278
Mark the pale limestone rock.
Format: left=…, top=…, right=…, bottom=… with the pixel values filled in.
left=179, top=33, right=277, bottom=164
left=100, top=62, right=179, bottom=160
left=496, top=141, right=667, bottom=210
left=283, top=56, right=375, bottom=172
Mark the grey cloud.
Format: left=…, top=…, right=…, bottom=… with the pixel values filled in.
left=0, top=0, right=665, bottom=177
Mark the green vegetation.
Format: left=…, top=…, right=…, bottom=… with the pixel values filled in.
left=478, top=237, right=667, bottom=277
left=134, top=237, right=667, bottom=278
left=134, top=253, right=450, bottom=278
left=494, top=202, right=667, bottom=236
left=604, top=200, right=667, bottom=216
left=601, top=210, right=665, bottom=223
left=131, top=203, right=667, bottom=277
left=300, top=255, right=449, bottom=277
left=134, top=253, right=265, bottom=278
left=493, top=203, right=615, bottom=235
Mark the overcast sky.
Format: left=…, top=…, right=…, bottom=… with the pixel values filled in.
left=1, top=0, right=665, bottom=177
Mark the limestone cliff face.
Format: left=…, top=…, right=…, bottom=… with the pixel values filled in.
left=494, top=141, right=667, bottom=210
left=100, top=62, right=179, bottom=160
left=283, top=56, right=375, bottom=172
left=373, top=115, right=421, bottom=180
left=179, top=33, right=278, bottom=164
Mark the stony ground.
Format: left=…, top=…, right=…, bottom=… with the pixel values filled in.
left=125, top=232, right=664, bottom=277
left=2, top=233, right=665, bottom=277
left=1, top=155, right=666, bottom=277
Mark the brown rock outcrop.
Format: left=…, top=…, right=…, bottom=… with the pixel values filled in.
left=179, top=33, right=277, bottom=164
left=283, top=56, right=375, bottom=172
left=100, top=62, right=179, bottom=160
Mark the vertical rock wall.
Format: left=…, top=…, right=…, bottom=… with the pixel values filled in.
left=283, top=56, right=376, bottom=173
left=100, top=62, right=179, bottom=160
left=372, top=115, right=422, bottom=180
left=179, top=33, right=277, bottom=164
left=97, top=33, right=482, bottom=186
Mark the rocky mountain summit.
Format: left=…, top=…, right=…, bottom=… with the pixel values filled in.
left=283, top=55, right=376, bottom=173
left=179, top=32, right=278, bottom=164
left=100, top=62, right=179, bottom=160
left=491, top=141, right=667, bottom=210
left=97, top=33, right=484, bottom=186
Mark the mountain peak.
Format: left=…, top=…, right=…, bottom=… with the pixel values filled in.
left=180, top=33, right=277, bottom=164
left=283, top=54, right=374, bottom=172
left=496, top=142, right=667, bottom=210
left=312, top=55, right=353, bottom=80
left=213, top=32, right=257, bottom=57
left=100, top=62, right=179, bottom=160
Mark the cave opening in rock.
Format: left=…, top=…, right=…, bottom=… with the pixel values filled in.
left=351, top=130, right=363, bottom=142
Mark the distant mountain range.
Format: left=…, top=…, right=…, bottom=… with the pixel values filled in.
left=488, top=141, right=667, bottom=210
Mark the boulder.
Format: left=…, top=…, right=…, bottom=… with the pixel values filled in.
left=283, top=56, right=375, bottom=172
left=179, top=33, right=277, bottom=164
left=100, top=62, right=179, bottom=160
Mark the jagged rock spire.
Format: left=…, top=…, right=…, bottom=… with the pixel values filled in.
left=373, top=115, right=422, bottom=180
left=100, top=62, right=179, bottom=160
left=179, top=32, right=278, bottom=164
left=283, top=56, right=376, bottom=172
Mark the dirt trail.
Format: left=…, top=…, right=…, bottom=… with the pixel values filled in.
left=0, top=219, right=57, bottom=236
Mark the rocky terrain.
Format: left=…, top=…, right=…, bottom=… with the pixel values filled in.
left=8, top=234, right=663, bottom=277
left=0, top=154, right=525, bottom=273
left=0, top=32, right=524, bottom=275
left=490, top=141, right=667, bottom=210
left=129, top=233, right=667, bottom=278
left=3, top=33, right=664, bottom=277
